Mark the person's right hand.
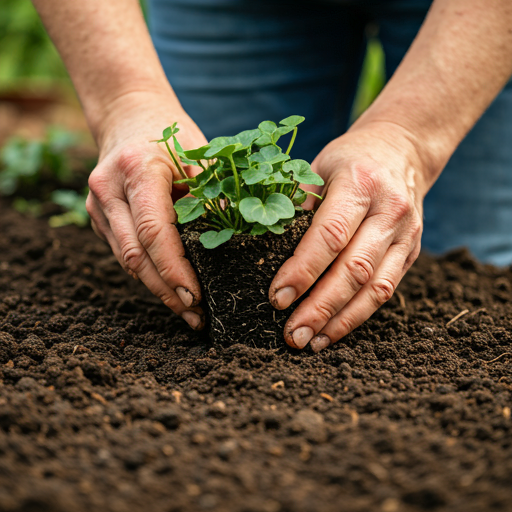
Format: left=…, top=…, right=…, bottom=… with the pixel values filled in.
left=85, top=91, right=208, bottom=330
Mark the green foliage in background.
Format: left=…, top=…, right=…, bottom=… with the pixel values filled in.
left=0, top=0, right=148, bottom=87
left=352, top=38, right=386, bottom=121
left=0, top=0, right=69, bottom=85
left=0, top=127, right=76, bottom=194
left=0, top=128, right=90, bottom=227
left=49, top=189, right=89, bottom=227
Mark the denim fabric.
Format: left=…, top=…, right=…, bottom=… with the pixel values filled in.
left=148, top=0, right=512, bottom=265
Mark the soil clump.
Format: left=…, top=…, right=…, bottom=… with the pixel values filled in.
left=180, top=212, right=313, bottom=348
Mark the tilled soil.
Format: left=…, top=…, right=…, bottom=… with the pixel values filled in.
left=0, top=198, right=511, bottom=512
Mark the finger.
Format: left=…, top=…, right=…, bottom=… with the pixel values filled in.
left=86, top=194, right=110, bottom=243
left=309, top=242, right=420, bottom=352
left=270, top=177, right=371, bottom=310
left=283, top=216, right=396, bottom=349
left=87, top=193, right=145, bottom=281
left=125, top=170, right=202, bottom=307
left=101, top=196, right=204, bottom=327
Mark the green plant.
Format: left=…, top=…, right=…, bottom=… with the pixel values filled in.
left=154, top=116, right=324, bottom=249
left=0, top=127, right=77, bottom=195
left=48, top=188, right=89, bottom=228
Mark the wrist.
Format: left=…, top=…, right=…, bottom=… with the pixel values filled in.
left=85, top=86, right=183, bottom=148
left=347, top=118, right=440, bottom=198
left=89, top=88, right=186, bottom=153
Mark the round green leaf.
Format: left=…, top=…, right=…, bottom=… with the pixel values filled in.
left=258, top=121, right=277, bottom=134
left=241, top=163, right=273, bottom=185
left=249, top=145, right=290, bottom=166
left=267, top=223, right=285, bottom=234
left=266, top=193, right=295, bottom=219
left=173, top=197, right=205, bottom=223
left=204, top=143, right=241, bottom=159
left=183, top=144, right=211, bottom=161
left=239, top=193, right=295, bottom=226
left=250, top=224, right=268, bottom=236
left=254, top=133, right=273, bottom=146
left=292, top=188, right=308, bottom=205
left=262, top=172, right=293, bottom=186
left=220, top=176, right=237, bottom=201
left=200, top=229, right=235, bottom=249
left=279, top=115, right=305, bottom=127
left=233, top=129, right=261, bottom=149
left=283, top=159, right=324, bottom=185
left=203, top=179, right=221, bottom=199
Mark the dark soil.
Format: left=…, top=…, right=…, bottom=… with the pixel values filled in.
left=180, top=212, right=313, bottom=348
left=1, top=197, right=512, bottom=512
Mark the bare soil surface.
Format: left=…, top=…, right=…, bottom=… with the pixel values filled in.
left=0, top=198, right=511, bottom=512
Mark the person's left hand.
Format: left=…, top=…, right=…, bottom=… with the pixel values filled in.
left=269, top=122, right=429, bottom=352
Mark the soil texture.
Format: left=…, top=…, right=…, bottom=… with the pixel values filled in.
left=0, top=198, right=512, bottom=512
left=180, top=212, right=313, bottom=348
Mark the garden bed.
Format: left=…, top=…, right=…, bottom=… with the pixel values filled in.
left=0, top=196, right=511, bottom=512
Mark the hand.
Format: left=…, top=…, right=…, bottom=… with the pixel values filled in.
left=86, top=91, right=208, bottom=329
left=269, top=122, right=429, bottom=352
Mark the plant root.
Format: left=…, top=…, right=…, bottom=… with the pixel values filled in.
left=480, top=353, right=512, bottom=364
left=446, top=309, right=469, bottom=327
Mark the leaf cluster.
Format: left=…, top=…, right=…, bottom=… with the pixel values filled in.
left=0, top=127, right=91, bottom=228
left=156, top=116, right=324, bottom=248
left=0, top=127, right=77, bottom=195
left=48, top=188, right=89, bottom=228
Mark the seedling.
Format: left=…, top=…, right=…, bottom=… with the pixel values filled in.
left=153, top=116, right=324, bottom=248
left=48, top=188, right=89, bottom=228
left=0, top=127, right=76, bottom=195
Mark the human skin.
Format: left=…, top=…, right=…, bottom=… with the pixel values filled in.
left=32, top=0, right=512, bottom=345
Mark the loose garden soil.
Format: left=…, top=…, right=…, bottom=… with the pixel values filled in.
left=0, top=197, right=511, bottom=512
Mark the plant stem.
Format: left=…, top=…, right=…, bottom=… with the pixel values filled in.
left=228, top=155, right=242, bottom=229
left=209, top=200, right=233, bottom=229
left=289, top=181, right=299, bottom=200
left=164, top=141, right=187, bottom=179
left=306, top=190, right=323, bottom=201
left=285, top=127, right=297, bottom=155
left=228, top=156, right=241, bottom=202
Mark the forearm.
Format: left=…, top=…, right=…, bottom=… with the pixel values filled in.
left=353, top=0, right=512, bottom=192
left=31, top=0, right=180, bottom=144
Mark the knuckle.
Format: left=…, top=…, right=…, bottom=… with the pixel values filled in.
left=136, top=214, right=161, bottom=249
left=389, top=194, right=413, bottom=221
left=371, top=278, right=395, bottom=304
left=88, top=170, right=110, bottom=203
left=116, top=147, right=145, bottom=176
left=404, top=245, right=421, bottom=271
left=354, top=167, right=382, bottom=198
left=121, top=244, right=146, bottom=273
left=345, top=256, right=374, bottom=288
left=158, top=292, right=178, bottom=309
left=334, top=313, right=355, bottom=338
left=410, top=218, right=423, bottom=239
left=317, top=216, right=350, bottom=255
left=315, top=297, right=339, bottom=323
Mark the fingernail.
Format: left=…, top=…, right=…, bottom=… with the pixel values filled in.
left=176, top=287, right=194, bottom=307
left=291, top=326, right=314, bottom=349
left=275, top=286, right=297, bottom=309
left=182, top=311, right=201, bottom=330
left=310, top=334, right=331, bottom=353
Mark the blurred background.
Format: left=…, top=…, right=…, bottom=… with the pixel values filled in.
left=0, top=0, right=384, bottom=228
